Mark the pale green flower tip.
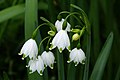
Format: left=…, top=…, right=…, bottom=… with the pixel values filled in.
left=68, top=46, right=71, bottom=52
left=40, top=70, right=43, bottom=76
left=81, top=59, right=85, bottom=64
left=50, top=64, right=54, bottom=69
left=22, top=54, right=26, bottom=60
left=29, top=70, right=33, bottom=74
left=67, top=58, right=71, bottom=63
left=67, top=61, right=70, bottom=63
left=26, top=65, right=29, bottom=67
left=49, top=44, right=53, bottom=50
left=59, top=48, right=62, bottom=53
left=18, top=52, right=21, bottom=55
left=75, top=62, right=78, bottom=66
left=22, top=57, right=24, bottom=60
left=44, top=65, right=47, bottom=68
left=29, top=72, right=32, bottom=74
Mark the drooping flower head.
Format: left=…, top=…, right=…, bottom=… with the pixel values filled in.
left=49, top=19, right=71, bottom=53
left=55, top=18, right=71, bottom=32
left=49, top=30, right=70, bottom=53
left=41, top=51, right=55, bottom=69
left=19, top=39, right=38, bottom=60
left=67, top=48, right=86, bottom=66
left=26, top=56, right=44, bottom=75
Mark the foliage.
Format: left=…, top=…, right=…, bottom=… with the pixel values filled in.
left=0, top=0, right=120, bottom=80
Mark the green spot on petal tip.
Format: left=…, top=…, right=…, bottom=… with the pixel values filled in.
left=40, top=70, right=43, bottom=76
left=68, top=46, right=71, bottom=50
left=75, top=62, right=78, bottom=66
left=49, top=44, right=53, bottom=50
left=59, top=48, right=62, bottom=53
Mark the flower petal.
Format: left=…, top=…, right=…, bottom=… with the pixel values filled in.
left=55, top=19, right=71, bottom=32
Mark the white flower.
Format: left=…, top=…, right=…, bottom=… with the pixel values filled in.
left=55, top=19, right=71, bottom=32
left=49, top=30, right=70, bottom=53
left=19, top=39, right=38, bottom=60
left=41, top=51, right=55, bottom=69
left=26, top=56, right=44, bottom=75
left=67, top=48, right=86, bottom=66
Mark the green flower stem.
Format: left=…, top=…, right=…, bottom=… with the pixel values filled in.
left=56, top=49, right=65, bottom=80
left=32, top=23, right=48, bottom=39
left=40, top=17, right=56, bottom=32
left=38, top=36, right=50, bottom=53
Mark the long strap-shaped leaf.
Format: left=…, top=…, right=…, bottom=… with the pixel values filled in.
left=25, top=0, right=43, bottom=80
left=90, top=32, right=113, bottom=80
left=0, top=4, right=24, bottom=23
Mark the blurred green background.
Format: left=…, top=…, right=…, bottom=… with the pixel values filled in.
left=0, top=0, right=120, bottom=80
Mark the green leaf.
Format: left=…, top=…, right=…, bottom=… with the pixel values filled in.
left=25, top=0, right=44, bottom=80
left=67, top=63, right=76, bottom=80
left=56, top=49, right=65, bottom=80
left=90, top=32, right=114, bottom=80
left=0, top=4, right=24, bottom=23
left=115, top=65, right=120, bottom=80
left=3, top=72, right=9, bottom=80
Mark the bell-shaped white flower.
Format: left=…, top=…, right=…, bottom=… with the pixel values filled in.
left=41, top=51, right=55, bottom=69
left=26, top=56, right=44, bottom=75
left=67, top=48, right=86, bottom=66
left=19, top=39, right=38, bottom=60
left=55, top=19, right=71, bottom=32
left=49, top=30, right=70, bottom=53
left=36, top=56, right=45, bottom=75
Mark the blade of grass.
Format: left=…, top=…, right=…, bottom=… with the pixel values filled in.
left=56, top=49, right=65, bottom=80
left=90, top=32, right=113, bottom=80
left=89, top=0, right=100, bottom=63
left=0, top=4, right=24, bottom=23
left=25, top=0, right=43, bottom=80
left=100, top=0, right=119, bottom=79
left=67, top=63, right=76, bottom=80
left=67, top=1, right=76, bottom=80
left=83, top=25, right=91, bottom=80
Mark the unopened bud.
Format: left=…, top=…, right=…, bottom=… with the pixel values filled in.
left=71, top=29, right=80, bottom=33
left=72, top=33, right=80, bottom=41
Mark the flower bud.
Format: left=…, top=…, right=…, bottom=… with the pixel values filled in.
left=71, top=29, right=80, bottom=33
left=48, top=31, right=55, bottom=36
left=72, top=33, right=80, bottom=41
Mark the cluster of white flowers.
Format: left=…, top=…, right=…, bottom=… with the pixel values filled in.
left=19, top=39, right=55, bottom=75
left=19, top=18, right=86, bottom=75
